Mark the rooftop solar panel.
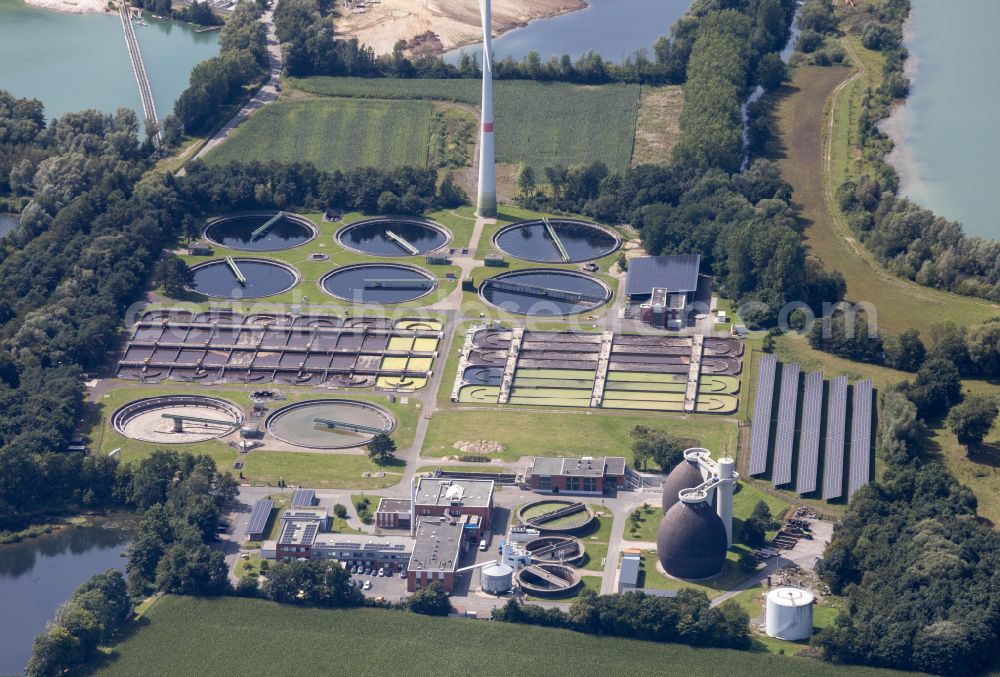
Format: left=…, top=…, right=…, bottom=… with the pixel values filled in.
left=624, top=255, right=701, bottom=296
left=772, top=363, right=800, bottom=487
left=290, top=488, right=315, bottom=507
left=823, top=377, right=848, bottom=501
left=796, top=371, right=824, bottom=494
left=749, top=353, right=778, bottom=476
left=848, top=379, right=874, bottom=499
left=247, top=498, right=274, bottom=537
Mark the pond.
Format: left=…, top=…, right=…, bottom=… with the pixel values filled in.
left=0, top=516, right=134, bottom=675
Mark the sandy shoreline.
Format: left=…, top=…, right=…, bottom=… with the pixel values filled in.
left=24, top=0, right=108, bottom=14
left=879, top=11, right=920, bottom=197
left=337, top=0, right=588, bottom=57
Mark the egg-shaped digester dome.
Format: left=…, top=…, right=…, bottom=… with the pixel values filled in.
left=656, top=499, right=728, bottom=580
left=661, top=459, right=706, bottom=513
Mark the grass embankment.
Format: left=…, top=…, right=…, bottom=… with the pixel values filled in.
left=202, top=98, right=435, bottom=171
left=421, top=409, right=738, bottom=464
left=285, top=77, right=643, bottom=173
left=772, top=61, right=997, bottom=335
left=94, top=596, right=914, bottom=677
left=89, top=383, right=418, bottom=489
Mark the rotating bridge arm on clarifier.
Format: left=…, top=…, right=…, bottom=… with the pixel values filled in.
left=225, top=256, right=247, bottom=286
left=542, top=218, right=570, bottom=262
left=385, top=229, right=419, bottom=255
left=160, top=413, right=238, bottom=433
left=312, top=417, right=384, bottom=435
left=251, top=212, right=286, bottom=240
left=489, top=280, right=603, bottom=303
left=364, top=279, right=435, bottom=290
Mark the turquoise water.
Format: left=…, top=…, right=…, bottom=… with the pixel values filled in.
left=0, top=0, right=219, bottom=121
left=886, top=0, right=1000, bottom=240
left=445, top=0, right=691, bottom=64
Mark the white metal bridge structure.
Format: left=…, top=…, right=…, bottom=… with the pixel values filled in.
left=118, top=3, right=161, bottom=146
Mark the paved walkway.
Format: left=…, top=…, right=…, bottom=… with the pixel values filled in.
left=190, top=9, right=282, bottom=164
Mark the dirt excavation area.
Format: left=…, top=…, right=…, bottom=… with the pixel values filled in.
left=337, top=0, right=586, bottom=56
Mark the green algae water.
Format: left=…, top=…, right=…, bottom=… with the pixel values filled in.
left=0, top=0, right=218, bottom=121
left=885, top=0, right=1000, bottom=239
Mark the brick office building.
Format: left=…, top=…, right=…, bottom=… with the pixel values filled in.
left=525, top=457, right=627, bottom=495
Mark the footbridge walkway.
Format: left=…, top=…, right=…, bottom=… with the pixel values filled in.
left=118, top=3, right=160, bottom=146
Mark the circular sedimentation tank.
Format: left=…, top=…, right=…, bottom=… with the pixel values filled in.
left=479, top=269, right=610, bottom=317
left=492, top=218, right=620, bottom=263
left=188, top=258, right=298, bottom=299
left=524, top=536, right=586, bottom=566
left=203, top=212, right=316, bottom=251
left=517, top=499, right=596, bottom=535
left=265, top=399, right=395, bottom=449
left=111, top=396, right=243, bottom=444
left=320, top=263, right=438, bottom=304
left=336, top=217, right=451, bottom=256
left=515, top=563, right=581, bottom=598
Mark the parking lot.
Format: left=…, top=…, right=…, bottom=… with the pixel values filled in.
left=349, top=567, right=407, bottom=603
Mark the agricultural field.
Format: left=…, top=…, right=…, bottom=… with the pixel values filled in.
left=287, top=77, right=643, bottom=172
left=203, top=98, right=434, bottom=171
left=631, top=85, right=684, bottom=165
left=93, top=596, right=912, bottom=677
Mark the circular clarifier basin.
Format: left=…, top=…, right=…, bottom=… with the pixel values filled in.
left=480, top=269, right=610, bottom=316
left=337, top=217, right=450, bottom=256
left=493, top=218, right=620, bottom=263
left=204, top=212, right=316, bottom=251
left=265, top=399, right=395, bottom=449
left=189, top=258, right=298, bottom=299
left=515, top=563, right=581, bottom=598
left=320, top=263, right=437, bottom=304
left=111, top=396, right=243, bottom=444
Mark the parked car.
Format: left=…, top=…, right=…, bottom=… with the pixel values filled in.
left=479, top=539, right=488, bottom=551
left=363, top=580, right=372, bottom=590
left=399, top=571, right=407, bottom=579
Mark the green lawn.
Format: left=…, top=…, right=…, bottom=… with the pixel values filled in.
left=87, top=382, right=416, bottom=490
left=287, top=78, right=643, bottom=172
left=95, top=596, right=912, bottom=676
left=203, top=98, right=434, bottom=171
left=422, top=409, right=738, bottom=463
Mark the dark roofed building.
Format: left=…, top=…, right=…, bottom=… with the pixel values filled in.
left=625, top=255, right=701, bottom=298
left=526, top=456, right=627, bottom=495
left=407, top=516, right=467, bottom=593
left=625, top=255, right=704, bottom=329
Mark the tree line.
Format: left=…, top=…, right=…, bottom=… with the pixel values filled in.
left=273, top=0, right=792, bottom=87
left=129, top=0, right=223, bottom=27
left=831, top=0, right=1000, bottom=303
left=163, top=2, right=270, bottom=142
left=816, top=370, right=1000, bottom=674
left=492, top=588, right=751, bottom=651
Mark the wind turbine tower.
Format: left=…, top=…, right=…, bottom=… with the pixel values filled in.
left=476, top=0, right=497, bottom=217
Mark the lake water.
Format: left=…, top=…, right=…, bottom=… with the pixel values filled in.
left=0, top=516, right=134, bottom=675
left=885, top=0, right=1000, bottom=240
left=0, top=213, right=18, bottom=238
left=0, top=0, right=219, bottom=121
left=445, top=0, right=692, bottom=64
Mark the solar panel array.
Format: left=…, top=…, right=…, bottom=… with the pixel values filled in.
left=290, top=488, right=316, bottom=507
left=796, top=371, right=824, bottom=495
left=848, top=379, right=874, bottom=499
left=247, top=498, right=274, bottom=538
left=749, top=353, right=778, bottom=476
left=822, top=377, right=849, bottom=501
left=772, top=363, right=801, bottom=487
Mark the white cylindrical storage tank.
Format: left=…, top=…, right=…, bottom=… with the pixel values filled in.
left=481, top=563, right=513, bottom=594
left=765, top=587, right=815, bottom=640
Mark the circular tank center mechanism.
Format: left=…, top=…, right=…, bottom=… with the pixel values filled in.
left=492, top=218, right=620, bottom=263
left=112, top=396, right=244, bottom=444
left=479, top=269, right=610, bottom=316
left=517, top=500, right=596, bottom=534
left=203, top=212, right=316, bottom=251
left=188, top=258, right=298, bottom=299
left=336, top=218, right=451, bottom=256
left=320, top=263, right=438, bottom=304
left=265, top=399, right=395, bottom=449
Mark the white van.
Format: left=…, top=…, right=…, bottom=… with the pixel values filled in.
left=478, top=539, right=488, bottom=551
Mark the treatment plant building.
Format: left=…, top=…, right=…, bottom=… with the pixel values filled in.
left=375, top=477, right=494, bottom=538
left=525, top=456, right=626, bottom=495
left=625, top=254, right=703, bottom=329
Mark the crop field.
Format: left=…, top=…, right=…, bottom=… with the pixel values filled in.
left=203, top=98, right=433, bottom=171
left=94, top=596, right=911, bottom=677
left=288, top=78, right=643, bottom=172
